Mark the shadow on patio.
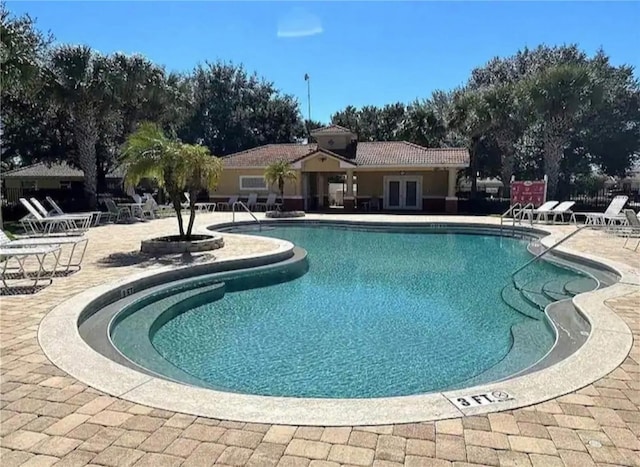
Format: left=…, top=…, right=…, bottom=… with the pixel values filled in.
left=96, top=251, right=214, bottom=269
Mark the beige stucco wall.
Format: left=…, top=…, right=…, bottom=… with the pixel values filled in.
left=215, top=168, right=302, bottom=197
left=2, top=177, right=80, bottom=189
left=356, top=170, right=449, bottom=198
left=301, top=155, right=343, bottom=173
left=314, top=134, right=352, bottom=151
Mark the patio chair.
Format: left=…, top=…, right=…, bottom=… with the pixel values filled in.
left=0, top=244, right=61, bottom=292
left=217, top=195, right=239, bottom=211
left=245, top=193, right=258, bottom=211
left=520, top=201, right=559, bottom=223
left=131, top=197, right=156, bottom=220
left=147, top=197, right=175, bottom=218
left=46, top=196, right=109, bottom=225
left=622, top=209, right=640, bottom=251
left=256, top=193, right=281, bottom=211
left=539, top=201, right=577, bottom=224
left=584, top=195, right=629, bottom=227
left=30, top=198, right=56, bottom=217
left=19, top=198, right=92, bottom=236
left=0, top=230, right=89, bottom=273
left=104, top=198, right=133, bottom=223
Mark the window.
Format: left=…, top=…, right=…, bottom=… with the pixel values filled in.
left=20, top=180, right=37, bottom=190
left=59, top=181, right=72, bottom=190
left=239, top=176, right=268, bottom=191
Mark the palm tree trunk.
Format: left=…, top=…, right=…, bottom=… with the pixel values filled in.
left=75, top=111, right=99, bottom=210
left=544, top=138, right=563, bottom=200
left=186, top=190, right=197, bottom=238
left=500, top=150, right=514, bottom=198
left=171, top=193, right=184, bottom=238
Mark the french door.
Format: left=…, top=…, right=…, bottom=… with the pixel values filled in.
left=384, top=176, right=422, bottom=210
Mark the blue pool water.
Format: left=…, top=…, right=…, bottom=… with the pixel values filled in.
left=116, top=226, right=587, bottom=398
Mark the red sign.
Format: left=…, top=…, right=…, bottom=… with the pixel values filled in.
left=510, top=180, right=547, bottom=207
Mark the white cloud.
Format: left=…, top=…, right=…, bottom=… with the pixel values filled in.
left=277, top=8, right=323, bottom=38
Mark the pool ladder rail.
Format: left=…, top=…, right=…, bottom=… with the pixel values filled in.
left=500, top=202, right=535, bottom=236
left=232, top=201, right=262, bottom=231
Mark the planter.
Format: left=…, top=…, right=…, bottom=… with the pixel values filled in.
left=265, top=210, right=306, bottom=219
left=141, top=234, right=224, bottom=254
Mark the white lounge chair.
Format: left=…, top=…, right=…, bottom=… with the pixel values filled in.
left=19, top=198, right=92, bottom=236
left=520, top=201, right=559, bottom=223
left=584, top=195, right=628, bottom=227
left=245, top=193, right=258, bottom=210
left=0, top=244, right=61, bottom=292
left=104, top=198, right=133, bottom=223
left=46, top=196, right=109, bottom=225
left=622, top=209, right=640, bottom=251
left=217, top=196, right=239, bottom=211
left=256, top=193, right=282, bottom=211
left=539, top=201, right=577, bottom=224
left=0, top=230, right=88, bottom=273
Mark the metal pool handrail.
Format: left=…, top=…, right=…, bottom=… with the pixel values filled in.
left=232, top=201, right=261, bottom=230
left=500, top=203, right=534, bottom=235
left=511, top=225, right=591, bottom=289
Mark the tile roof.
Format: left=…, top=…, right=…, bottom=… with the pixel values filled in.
left=355, top=142, right=469, bottom=166
left=310, top=125, right=355, bottom=135
left=1, top=162, right=124, bottom=178
left=222, top=144, right=320, bottom=167
left=222, top=142, right=469, bottom=168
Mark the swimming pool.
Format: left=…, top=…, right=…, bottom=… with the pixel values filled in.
left=110, top=224, right=599, bottom=399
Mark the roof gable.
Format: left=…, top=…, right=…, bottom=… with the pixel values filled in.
left=310, top=125, right=355, bottom=136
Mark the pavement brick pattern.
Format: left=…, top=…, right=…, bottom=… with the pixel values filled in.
left=1, top=213, right=639, bottom=466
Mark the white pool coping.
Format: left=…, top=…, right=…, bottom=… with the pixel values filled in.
left=38, top=218, right=635, bottom=426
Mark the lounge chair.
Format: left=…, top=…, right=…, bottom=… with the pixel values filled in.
left=131, top=197, right=156, bottom=220
left=147, top=197, right=175, bottom=218
left=0, top=244, right=61, bottom=291
left=539, top=201, right=577, bottom=224
left=0, top=230, right=88, bottom=273
left=622, top=209, right=640, bottom=251
left=520, top=201, right=559, bottom=223
left=19, top=198, right=92, bottom=236
left=584, top=195, right=628, bottom=227
left=256, top=193, right=281, bottom=211
left=217, top=196, right=239, bottom=211
left=245, top=193, right=258, bottom=210
left=46, top=196, right=110, bottom=225
left=104, top=198, right=133, bottom=223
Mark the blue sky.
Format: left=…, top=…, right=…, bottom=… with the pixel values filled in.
left=8, top=1, right=640, bottom=122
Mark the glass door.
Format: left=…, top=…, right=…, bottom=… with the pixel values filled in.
left=384, top=176, right=422, bottom=210
left=387, top=180, right=401, bottom=209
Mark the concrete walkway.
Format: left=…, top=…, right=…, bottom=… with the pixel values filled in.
left=1, top=212, right=638, bottom=467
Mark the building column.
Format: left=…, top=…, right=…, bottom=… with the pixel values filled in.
left=445, top=168, right=458, bottom=214
left=317, top=174, right=325, bottom=210
left=344, top=169, right=355, bottom=211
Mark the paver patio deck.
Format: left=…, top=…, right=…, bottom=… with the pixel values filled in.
left=1, top=212, right=638, bottom=467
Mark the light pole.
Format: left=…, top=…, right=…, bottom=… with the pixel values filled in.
left=304, top=73, right=311, bottom=132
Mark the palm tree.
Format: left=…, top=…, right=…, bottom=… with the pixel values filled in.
left=121, top=122, right=222, bottom=239
left=264, top=160, right=297, bottom=210
left=520, top=64, right=599, bottom=198
left=46, top=45, right=112, bottom=209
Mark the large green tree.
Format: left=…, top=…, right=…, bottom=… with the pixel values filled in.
left=520, top=64, right=600, bottom=198
left=180, top=61, right=304, bottom=155
left=45, top=45, right=113, bottom=208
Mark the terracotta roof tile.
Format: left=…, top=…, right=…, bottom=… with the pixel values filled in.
left=1, top=162, right=124, bottom=178
left=223, top=141, right=469, bottom=168
left=222, top=144, right=319, bottom=167
left=310, top=125, right=354, bottom=135
left=355, top=142, right=469, bottom=166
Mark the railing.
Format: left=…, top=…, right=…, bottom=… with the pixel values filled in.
left=511, top=225, right=590, bottom=289
left=232, top=201, right=261, bottom=230
left=499, top=203, right=534, bottom=235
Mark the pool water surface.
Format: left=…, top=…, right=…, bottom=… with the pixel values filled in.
left=111, top=226, right=590, bottom=398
